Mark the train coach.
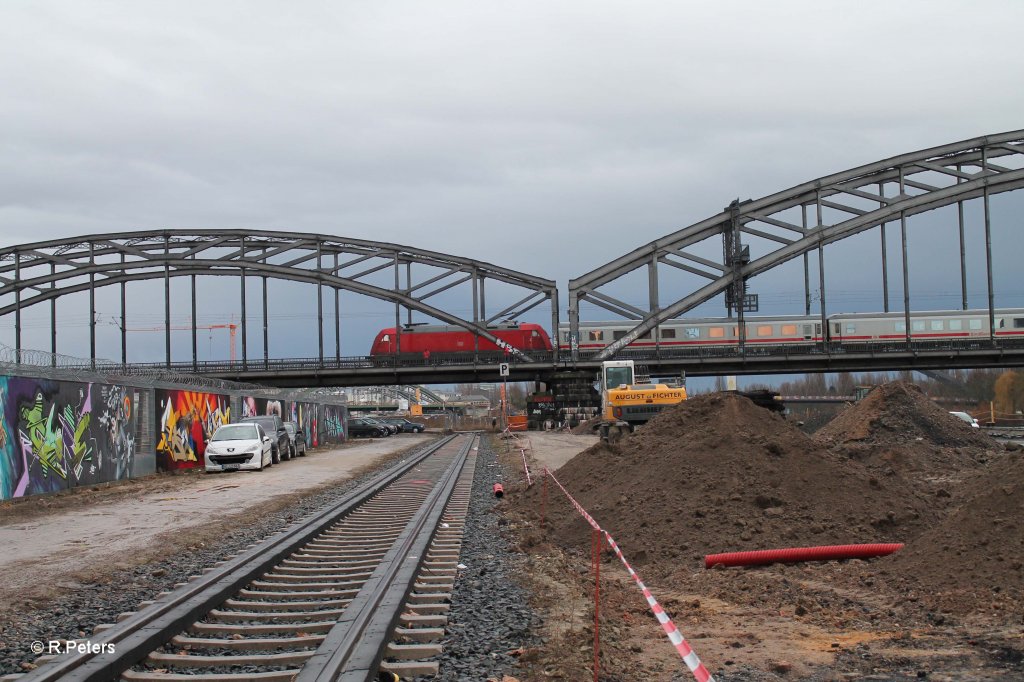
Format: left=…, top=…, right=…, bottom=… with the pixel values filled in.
left=558, top=308, right=1024, bottom=354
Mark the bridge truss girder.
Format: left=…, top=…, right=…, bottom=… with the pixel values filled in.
left=569, top=130, right=1024, bottom=361
left=0, top=230, right=559, bottom=368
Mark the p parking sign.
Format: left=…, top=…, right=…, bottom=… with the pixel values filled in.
left=499, top=362, right=510, bottom=377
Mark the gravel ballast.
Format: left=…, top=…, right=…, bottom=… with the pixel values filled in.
left=427, top=436, right=542, bottom=681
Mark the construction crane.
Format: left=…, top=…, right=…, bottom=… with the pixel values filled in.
left=123, top=321, right=239, bottom=361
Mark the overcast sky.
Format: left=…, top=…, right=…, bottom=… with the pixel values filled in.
left=3, top=1, right=1024, bottom=363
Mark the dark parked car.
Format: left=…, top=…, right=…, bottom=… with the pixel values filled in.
left=381, top=417, right=426, bottom=433
left=349, top=417, right=391, bottom=438
left=363, top=417, right=398, bottom=435
left=284, top=421, right=307, bottom=456
left=241, top=415, right=290, bottom=463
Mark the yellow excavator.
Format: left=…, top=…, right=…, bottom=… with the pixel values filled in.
left=597, top=360, right=687, bottom=442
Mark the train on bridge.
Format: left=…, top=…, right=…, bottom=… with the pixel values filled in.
left=562, top=308, right=1024, bottom=354
left=369, top=308, right=1024, bottom=359
left=370, top=322, right=553, bottom=356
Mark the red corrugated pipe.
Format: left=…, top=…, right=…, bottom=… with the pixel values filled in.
left=705, top=542, right=904, bottom=569
left=493, top=483, right=504, bottom=498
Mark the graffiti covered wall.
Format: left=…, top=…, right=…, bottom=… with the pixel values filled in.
left=320, top=404, right=347, bottom=445
left=156, top=389, right=230, bottom=471
left=240, top=396, right=285, bottom=419
left=246, top=397, right=336, bottom=449
left=0, top=375, right=144, bottom=500
left=1, top=372, right=347, bottom=500
left=288, top=401, right=318, bottom=447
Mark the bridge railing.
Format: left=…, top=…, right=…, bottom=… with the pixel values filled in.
left=0, top=342, right=267, bottom=391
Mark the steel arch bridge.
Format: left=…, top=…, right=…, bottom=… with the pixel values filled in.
left=0, top=230, right=559, bottom=372
left=569, top=129, right=1024, bottom=361
left=2, top=130, right=1024, bottom=385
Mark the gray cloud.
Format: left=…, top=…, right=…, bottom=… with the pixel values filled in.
left=2, top=1, right=1024, bottom=362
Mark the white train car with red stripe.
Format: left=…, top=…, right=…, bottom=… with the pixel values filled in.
left=559, top=308, right=1024, bottom=354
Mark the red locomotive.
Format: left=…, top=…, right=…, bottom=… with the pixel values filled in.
left=369, top=322, right=553, bottom=356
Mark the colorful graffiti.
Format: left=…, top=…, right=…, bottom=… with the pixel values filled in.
left=0, top=374, right=351, bottom=500
left=288, top=401, right=318, bottom=448
left=156, top=389, right=229, bottom=471
left=320, top=404, right=347, bottom=445
left=241, top=396, right=284, bottom=419
left=0, top=375, right=143, bottom=500
left=241, top=395, right=259, bottom=418
left=19, top=382, right=91, bottom=483
left=98, top=384, right=136, bottom=480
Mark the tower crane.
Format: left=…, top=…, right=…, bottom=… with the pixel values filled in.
left=122, top=321, right=239, bottom=361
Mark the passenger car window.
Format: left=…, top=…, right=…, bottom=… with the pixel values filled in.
left=685, top=327, right=700, bottom=339
left=709, top=327, right=724, bottom=338
left=895, top=321, right=906, bottom=332
left=661, top=328, right=677, bottom=339
left=757, top=325, right=773, bottom=337
left=949, top=319, right=962, bottom=331
left=969, top=319, right=982, bottom=330
left=912, top=320, right=925, bottom=332
left=931, top=320, right=944, bottom=331
left=588, top=330, right=604, bottom=341
left=782, top=324, right=797, bottom=335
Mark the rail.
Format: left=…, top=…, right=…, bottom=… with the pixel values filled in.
left=298, top=434, right=473, bottom=680
left=21, top=434, right=468, bottom=682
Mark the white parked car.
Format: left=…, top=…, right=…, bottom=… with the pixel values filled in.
left=949, top=411, right=980, bottom=429
left=205, top=423, right=273, bottom=472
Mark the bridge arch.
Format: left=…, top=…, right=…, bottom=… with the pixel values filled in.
left=0, top=230, right=559, bottom=367
left=569, top=130, right=1024, bottom=360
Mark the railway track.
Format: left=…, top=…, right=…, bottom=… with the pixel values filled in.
left=16, top=433, right=478, bottom=682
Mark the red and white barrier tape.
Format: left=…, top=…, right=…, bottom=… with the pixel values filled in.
left=545, top=467, right=715, bottom=682
left=520, top=448, right=532, bottom=486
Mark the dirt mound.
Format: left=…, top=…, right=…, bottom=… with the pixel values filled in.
left=885, top=452, right=1024, bottom=615
left=813, top=381, right=996, bottom=481
left=569, top=417, right=600, bottom=435
left=517, top=392, right=937, bottom=579
left=815, top=381, right=993, bottom=449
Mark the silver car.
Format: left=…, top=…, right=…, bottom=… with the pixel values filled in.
left=205, top=423, right=273, bottom=472
left=949, top=411, right=980, bottom=429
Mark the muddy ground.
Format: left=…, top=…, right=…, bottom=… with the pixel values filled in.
left=499, top=387, right=1024, bottom=681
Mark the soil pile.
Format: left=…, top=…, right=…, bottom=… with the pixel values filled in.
left=886, top=452, right=1024, bottom=615
left=569, top=417, right=600, bottom=435
left=519, top=392, right=937, bottom=579
left=815, top=381, right=992, bottom=450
